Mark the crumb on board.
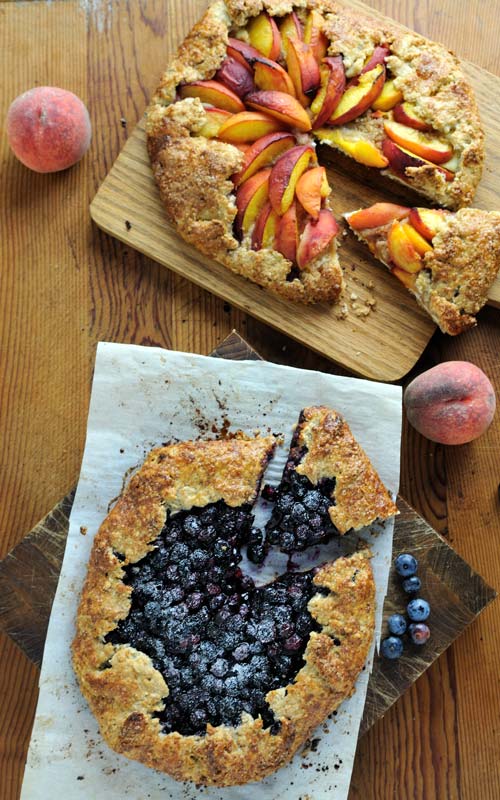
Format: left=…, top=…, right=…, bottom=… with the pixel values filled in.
left=79, top=526, right=87, bottom=536
left=125, top=220, right=132, bottom=231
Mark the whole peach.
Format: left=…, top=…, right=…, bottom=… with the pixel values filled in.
left=404, top=361, right=496, bottom=445
left=6, top=86, right=91, bottom=173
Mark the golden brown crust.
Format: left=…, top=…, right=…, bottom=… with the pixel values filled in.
left=318, top=0, right=483, bottom=209
left=294, top=406, right=398, bottom=532
left=349, top=208, right=500, bottom=334
left=146, top=0, right=483, bottom=302
left=72, top=432, right=376, bottom=786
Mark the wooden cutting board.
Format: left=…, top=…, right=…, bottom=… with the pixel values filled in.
left=0, top=331, right=495, bottom=738
left=90, top=0, right=500, bottom=382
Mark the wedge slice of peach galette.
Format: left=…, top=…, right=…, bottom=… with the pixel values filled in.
left=146, top=0, right=483, bottom=304
left=346, top=203, right=500, bottom=334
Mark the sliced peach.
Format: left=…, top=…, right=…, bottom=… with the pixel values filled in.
left=199, top=106, right=232, bottom=138
left=316, top=127, right=389, bottom=168
left=269, top=144, right=315, bottom=215
left=361, top=45, right=390, bottom=75
left=347, top=202, right=410, bottom=231
left=254, top=56, right=296, bottom=96
left=311, top=56, right=346, bottom=129
left=372, top=78, right=403, bottom=111
left=286, top=38, right=321, bottom=106
left=392, top=266, right=417, bottom=290
left=279, top=12, right=303, bottom=57
left=404, top=222, right=433, bottom=255
left=409, top=207, right=447, bottom=241
left=235, top=167, right=271, bottom=237
left=393, top=102, right=431, bottom=131
left=251, top=201, right=279, bottom=250
left=382, top=138, right=455, bottom=182
left=387, top=220, right=424, bottom=273
left=297, top=208, right=339, bottom=269
left=384, top=119, right=453, bottom=164
left=248, top=12, right=281, bottom=61
left=217, top=111, right=283, bottom=143
left=295, top=166, right=330, bottom=219
left=329, top=64, right=385, bottom=125
left=227, top=37, right=262, bottom=66
left=303, top=10, right=329, bottom=63
left=246, top=90, right=312, bottom=132
left=178, top=80, right=245, bottom=113
left=275, top=201, right=300, bottom=263
left=233, top=131, right=295, bottom=187
left=441, top=152, right=461, bottom=173
left=216, top=56, right=255, bottom=98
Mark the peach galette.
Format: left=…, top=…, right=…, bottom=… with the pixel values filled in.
left=73, top=407, right=396, bottom=785
left=146, top=0, right=483, bottom=303
left=346, top=202, right=500, bottom=334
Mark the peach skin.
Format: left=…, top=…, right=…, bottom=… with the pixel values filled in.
left=217, top=111, right=283, bottom=143
left=297, top=209, right=339, bottom=268
left=269, top=144, right=315, bottom=215
left=329, top=64, right=385, bottom=125
left=179, top=80, right=245, bottom=113
left=235, top=167, right=271, bottom=237
left=246, top=90, right=312, bottom=132
left=233, top=131, right=295, bottom=188
left=275, top=201, right=300, bottom=263
left=310, top=57, right=346, bottom=129
left=404, top=362, right=496, bottom=445
left=295, top=166, right=331, bottom=218
left=248, top=12, right=281, bottom=61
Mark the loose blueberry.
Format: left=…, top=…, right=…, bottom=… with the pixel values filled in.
left=408, top=623, right=431, bottom=645
left=381, top=636, right=404, bottom=660
left=387, top=613, right=407, bottom=636
left=407, top=598, right=430, bottom=622
left=394, top=553, right=418, bottom=577
left=402, top=575, right=421, bottom=594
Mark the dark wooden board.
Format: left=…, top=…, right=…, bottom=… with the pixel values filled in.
left=0, top=331, right=495, bottom=738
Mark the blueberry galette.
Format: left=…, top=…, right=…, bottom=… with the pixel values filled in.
left=345, top=202, right=500, bottom=334
left=72, top=409, right=396, bottom=786
left=146, top=0, right=482, bottom=303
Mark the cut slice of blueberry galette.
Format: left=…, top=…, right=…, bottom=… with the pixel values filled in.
left=345, top=202, right=500, bottom=334
left=73, top=407, right=396, bottom=786
left=146, top=0, right=483, bottom=304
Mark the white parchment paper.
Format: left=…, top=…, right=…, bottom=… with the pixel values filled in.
left=21, top=342, right=402, bottom=800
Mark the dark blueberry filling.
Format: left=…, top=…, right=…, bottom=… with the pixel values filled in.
left=264, top=444, right=338, bottom=553
left=105, top=500, right=320, bottom=736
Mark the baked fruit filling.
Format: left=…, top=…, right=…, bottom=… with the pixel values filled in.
left=106, top=500, right=320, bottom=736
left=346, top=201, right=446, bottom=289
left=174, top=7, right=461, bottom=273
left=345, top=201, right=500, bottom=334
left=73, top=411, right=397, bottom=785
left=264, top=447, right=337, bottom=553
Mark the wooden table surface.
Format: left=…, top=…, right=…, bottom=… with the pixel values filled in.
left=1, top=1, right=499, bottom=798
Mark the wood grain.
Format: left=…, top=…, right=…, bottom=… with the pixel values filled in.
left=1, top=1, right=500, bottom=799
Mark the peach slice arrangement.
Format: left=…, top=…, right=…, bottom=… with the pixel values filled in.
left=147, top=1, right=484, bottom=305
left=345, top=202, right=500, bottom=334
left=173, top=8, right=463, bottom=276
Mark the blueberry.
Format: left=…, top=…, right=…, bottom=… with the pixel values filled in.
left=211, top=658, right=229, bottom=678
left=381, top=636, right=404, bottom=660
left=394, top=553, right=418, bottom=577
left=387, top=613, right=407, bottom=636
left=407, top=598, right=430, bottom=622
left=402, top=575, right=421, bottom=594
left=233, top=643, right=250, bottom=662
left=284, top=634, right=302, bottom=651
left=408, top=623, right=431, bottom=645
